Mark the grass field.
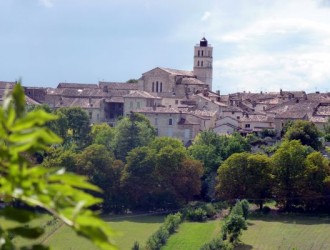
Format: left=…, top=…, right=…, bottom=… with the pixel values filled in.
left=236, top=214, right=330, bottom=250
left=162, top=220, right=222, bottom=250
left=44, top=214, right=165, bottom=250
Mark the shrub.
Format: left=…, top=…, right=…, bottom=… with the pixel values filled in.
left=230, top=202, right=243, bottom=217
left=186, top=208, right=207, bottom=222
left=240, top=199, right=250, bottom=220
left=202, top=203, right=217, bottom=218
left=144, top=212, right=183, bottom=250
left=212, top=201, right=229, bottom=210
left=225, top=214, right=247, bottom=244
left=200, top=237, right=232, bottom=250
left=163, top=212, right=182, bottom=234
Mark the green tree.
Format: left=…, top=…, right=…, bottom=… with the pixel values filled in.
left=60, top=107, right=92, bottom=147
left=0, top=83, right=116, bottom=249
left=122, top=137, right=203, bottom=210
left=189, top=131, right=251, bottom=200
left=112, top=113, right=156, bottom=161
left=216, top=153, right=272, bottom=210
left=271, top=140, right=309, bottom=211
left=76, top=144, right=124, bottom=212
left=302, top=151, right=330, bottom=211
left=42, top=145, right=77, bottom=172
left=121, top=146, right=158, bottom=210
left=90, top=123, right=114, bottom=150
left=50, top=108, right=69, bottom=140
left=284, top=120, right=321, bottom=150
left=224, top=214, right=247, bottom=244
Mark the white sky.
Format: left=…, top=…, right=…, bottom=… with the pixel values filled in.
left=1, top=0, right=330, bottom=94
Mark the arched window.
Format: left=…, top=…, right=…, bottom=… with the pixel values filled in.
left=156, top=81, right=159, bottom=92
left=160, top=82, right=163, bottom=92
left=198, top=50, right=200, bottom=56
left=197, top=61, right=200, bottom=66
left=201, top=50, right=204, bottom=56
left=201, top=61, right=203, bottom=67
left=152, top=82, right=155, bottom=92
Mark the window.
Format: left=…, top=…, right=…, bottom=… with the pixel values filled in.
left=202, top=50, right=204, bottom=56
left=137, top=102, right=140, bottom=108
left=237, top=116, right=240, bottom=119
left=160, top=82, right=162, bottom=92
left=245, top=124, right=250, bottom=128
left=175, top=100, right=178, bottom=104
left=201, top=61, right=203, bottom=67
left=169, top=118, right=173, bottom=125
left=152, top=82, right=154, bottom=92
left=89, top=111, right=92, bottom=119
left=156, top=81, right=159, bottom=92
left=198, top=50, right=200, bottom=56
left=197, top=61, right=200, bottom=67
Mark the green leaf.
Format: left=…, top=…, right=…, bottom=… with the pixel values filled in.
left=0, top=207, right=37, bottom=223
left=11, top=110, right=58, bottom=132
left=12, top=82, right=26, bottom=118
left=9, top=226, right=44, bottom=239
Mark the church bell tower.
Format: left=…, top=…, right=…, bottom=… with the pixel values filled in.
left=193, top=37, right=213, bottom=90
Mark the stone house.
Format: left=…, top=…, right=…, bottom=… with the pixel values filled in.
left=214, top=116, right=240, bottom=135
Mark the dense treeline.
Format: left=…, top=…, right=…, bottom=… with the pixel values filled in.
left=34, top=104, right=330, bottom=213
left=216, top=121, right=330, bottom=212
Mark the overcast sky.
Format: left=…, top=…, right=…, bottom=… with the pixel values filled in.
left=1, top=0, right=330, bottom=94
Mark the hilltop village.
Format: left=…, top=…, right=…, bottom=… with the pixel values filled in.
left=1, top=37, right=330, bottom=145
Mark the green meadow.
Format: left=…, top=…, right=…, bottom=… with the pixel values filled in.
left=236, top=214, right=330, bottom=250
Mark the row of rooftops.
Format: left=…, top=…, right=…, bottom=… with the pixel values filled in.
left=2, top=80, right=330, bottom=125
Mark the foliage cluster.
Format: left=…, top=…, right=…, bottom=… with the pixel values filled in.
left=216, top=139, right=330, bottom=212
left=188, top=131, right=250, bottom=199
left=42, top=113, right=203, bottom=212
left=0, top=84, right=116, bottom=249
left=144, top=212, right=182, bottom=250
left=183, top=202, right=218, bottom=222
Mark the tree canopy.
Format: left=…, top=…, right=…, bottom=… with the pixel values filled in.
left=112, top=113, right=156, bottom=161
left=284, top=120, right=321, bottom=150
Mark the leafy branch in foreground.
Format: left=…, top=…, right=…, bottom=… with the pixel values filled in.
left=0, top=83, right=117, bottom=249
